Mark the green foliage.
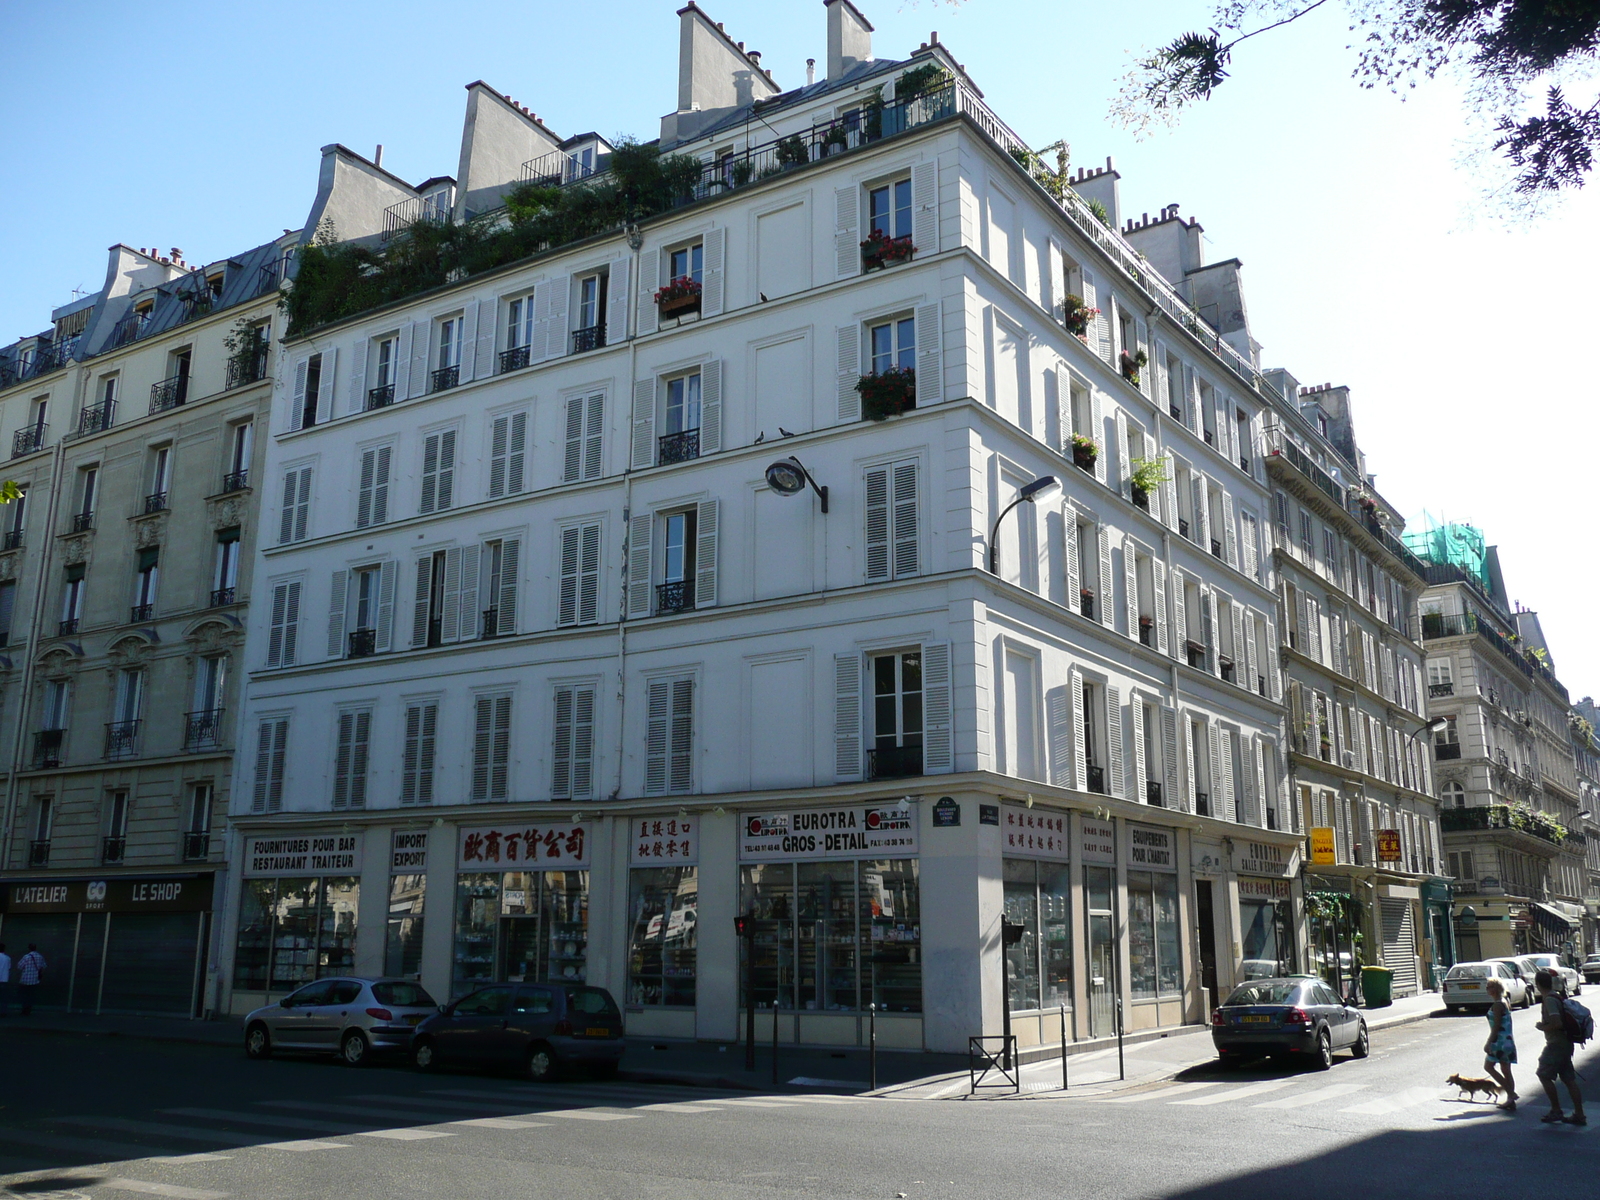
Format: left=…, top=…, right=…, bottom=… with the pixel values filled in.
left=897, top=62, right=952, bottom=100
left=1086, top=197, right=1112, bottom=227
left=1129, top=455, right=1172, bottom=495
left=855, top=366, right=917, bottom=421
left=0, top=479, right=21, bottom=504
left=775, top=135, right=809, bottom=167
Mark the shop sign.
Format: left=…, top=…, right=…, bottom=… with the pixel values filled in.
left=1235, top=841, right=1293, bottom=877
left=933, top=797, right=960, bottom=827
left=1080, top=819, right=1115, bottom=864
left=1001, top=806, right=1069, bottom=860
left=459, top=822, right=590, bottom=869
left=1376, top=829, right=1402, bottom=863
left=979, top=804, right=999, bottom=826
left=739, top=804, right=918, bottom=862
left=1309, top=826, right=1336, bottom=865
left=629, top=816, right=697, bottom=865
left=1239, top=877, right=1291, bottom=902
left=1, top=874, right=215, bottom=914
left=1126, top=823, right=1176, bottom=872
left=243, top=833, right=363, bottom=877
left=391, top=830, right=429, bottom=871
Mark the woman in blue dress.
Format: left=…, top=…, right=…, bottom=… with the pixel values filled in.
left=1484, top=977, right=1518, bottom=1111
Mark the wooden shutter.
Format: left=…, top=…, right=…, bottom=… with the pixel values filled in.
left=1182, top=714, right=1198, bottom=813
left=1161, top=462, right=1179, bottom=533
left=410, top=556, right=432, bottom=648
left=1207, top=721, right=1223, bottom=814
left=472, top=694, right=511, bottom=802
left=558, top=525, right=601, bottom=626
left=357, top=448, right=381, bottom=528
left=552, top=686, right=574, bottom=797
left=374, top=559, right=397, bottom=653
left=1229, top=604, right=1245, bottom=681
left=1162, top=705, right=1180, bottom=812
left=1122, top=537, right=1138, bottom=638
left=1134, top=316, right=1151, bottom=396
left=1086, top=270, right=1112, bottom=361
left=1063, top=509, right=1080, bottom=605
left=346, top=338, right=367, bottom=415
left=406, top=321, right=428, bottom=397
left=581, top=394, right=603, bottom=481
left=1202, top=587, right=1219, bottom=674
left=865, top=466, right=889, bottom=582
left=668, top=677, right=694, bottom=793
left=1152, top=558, right=1169, bottom=654
left=892, top=461, right=919, bottom=579
left=630, top=378, right=657, bottom=469
left=394, top=323, right=412, bottom=398
left=1090, top=389, right=1107, bottom=484
left=1068, top=666, right=1087, bottom=790
left=695, top=498, right=720, bottom=607
left=278, top=470, right=299, bottom=545
left=491, top=411, right=528, bottom=497
left=911, top=160, right=938, bottom=257
left=1047, top=683, right=1076, bottom=787
left=914, top=302, right=942, bottom=407
left=605, top=257, right=630, bottom=344
left=436, top=430, right=456, bottom=511
left=440, top=546, right=463, bottom=642
left=289, top=356, right=308, bottom=432
left=1195, top=476, right=1212, bottom=553
left=645, top=679, right=670, bottom=793
left=626, top=512, right=653, bottom=617
left=700, top=358, right=723, bottom=453
left=1222, top=492, right=1238, bottom=566
left=836, top=325, right=860, bottom=423
left=1115, top=409, right=1131, bottom=499
left=1218, top=727, right=1236, bottom=822
left=326, top=569, right=349, bottom=659
left=922, top=640, right=953, bottom=773
left=700, top=227, right=726, bottom=316
left=252, top=718, right=288, bottom=813
left=458, top=543, right=481, bottom=641
left=637, top=251, right=660, bottom=337
left=401, top=701, right=437, bottom=806
left=1047, top=240, right=1066, bottom=319
left=458, top=302, right=479, bottom=384
left=834, top=653, right=863, bottom=782
left=1151, top=340, right=1168, bottom=411
left=1242, top=609, right=1259, bottom=693
left=333, top=710, right=371, bottom=810
left=834, top=185, right=860, bottom=278
left=420, top=431, right=454, bottom=514
left=1097, top=527, right=1114, bottom=629
left=1106, top=685, right=1124, bottom=798
left=267, top=581, right=290, bottom=667
left=564, top=397, right=586, bottom=482
left=1129, top=698, right=1147, bottom=802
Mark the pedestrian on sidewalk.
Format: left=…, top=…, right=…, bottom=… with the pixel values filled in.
left=1533, top=968, right=1586, bottom=1126
left=1482, top=978, right=1518, bottom=1111
left=0, top=942, right=12, bottom=1017
left=16, top=944, right=45, bottom=1016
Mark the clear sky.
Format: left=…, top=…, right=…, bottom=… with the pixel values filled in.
left=3, top=0, right=1595, bottom=698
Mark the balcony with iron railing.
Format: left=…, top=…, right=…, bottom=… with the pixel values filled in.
left=11, top=423, right=46, bottom=458
left=57, top=616, right=79, bottom=637
left=28, top=840, right=50, bottom=867
left=1146, top=780, right=1164, bottom=807
left=657, top=428, right=700, bottom=466
left=226, top=348, right=270, bottom=390
left=130, top=602, right=154, bottom=623
left=656, top=579, right=695, bottom=614
left=185, top=708, right=225, bottom=752
left=182, top=831, right=211, bottom=861
left=32, top=729, right=63, bottom=769
left=430, top=364, right=459, bottom=393
left=220, top=469, right=249, bottom=493
left=1430, top=682, right=1455, bottom=698
left=347, top=627, right=377, bottom=658
left=102, top=836, right=126, bottom=865
left=149, top=374, right=189, bottom=414
left=1195, top=790, right=1210, bottom=817
left=1185, top=640, right=1207, bottom=670
left=481, top=607, right=504, bottom=638
left=1441, top=804, right=1568, bottom=850
left=1079, top=591, right=1096, bottom=620
left=520, top=147, right=610, bottom=187
left=365, top=384, right=395, bottom=410
left=210, top=586, right=236, bottom=607
left=867, top=743, right=924, bottom=780
left=1435, top=741, right=1462, bottom=761
left=1087, top=765, right=1107, bottom=795
left=2, top=530, right=22, bottom=551
left=143, top=491, right=168, bottom=515
left=70, top=510, right=94, bottom=533
left=70, top=400, right=116, bottom=440
left=105, top=719, right=140, bottom=760
left=571, top=324, right=606, bottom=354
left=382, top=191, right=454, bottom=240
left=109, top=310, right=150, bottom=348
left=498, top=345, right=531, bottom=374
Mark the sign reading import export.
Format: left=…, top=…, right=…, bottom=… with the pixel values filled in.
left=740, top=805, right=918, bottom=861
left=243, top=834, right=363, bottom=877
left=629, top=816, right=697, bottom=865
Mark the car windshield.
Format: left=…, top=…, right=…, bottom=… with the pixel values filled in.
left=565, top=987, right=620, bottom=1016
left=1447, top=964, right=1492, bottom=979
left=1224, top=982, right=1301, bottom=1006
left=373, top=981, right=436, bottom=1007
left=1526, top=956, right=1560, bottom=969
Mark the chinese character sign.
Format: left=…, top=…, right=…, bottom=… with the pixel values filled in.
left=1376, top=829, right=1402, bottom=863
left=628, top=816, right=698, bottom=865
left=458, top=822, right=591, bottom=869
left=1001, top=805, right=1070, bottom=861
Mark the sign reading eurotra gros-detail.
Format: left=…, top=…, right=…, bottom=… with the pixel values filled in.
left=739, top=805, right=918, bottom=862
left=243, top=834, right=363, bottom=877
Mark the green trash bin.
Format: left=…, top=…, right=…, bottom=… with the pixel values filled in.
left=1361, top=965, right=1393, bottom=1009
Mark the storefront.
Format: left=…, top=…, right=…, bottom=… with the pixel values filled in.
left=1234, top=839, right=1297, bottom=979
left=1420, top=878, right=1456, bottom=986
left=232, top=832, right=361, bottom=1005
left=0, top=873, right=215, bottom=1015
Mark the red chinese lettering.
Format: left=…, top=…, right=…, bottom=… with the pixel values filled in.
left=565, top=828, right=585, bottom=859
left=463, top=833, right=485, bottom=862
left=542, top=829, right=562, bottom=858
left=483, top=831, right=502, bottom=862
left=503, top=832, right=521, bottom=861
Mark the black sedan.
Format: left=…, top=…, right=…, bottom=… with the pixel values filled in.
left=1211, top=976, right=1369, bottom=1069
left=412, top=982, right=625, bottom=1081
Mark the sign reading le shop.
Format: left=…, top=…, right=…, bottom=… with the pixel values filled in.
left=2, top=875, right=214, bottom=914
left=740, top=805, right=918, bottom=862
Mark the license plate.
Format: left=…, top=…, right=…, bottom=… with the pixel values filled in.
left=585, top=1027, right=611, bottom=1037
left=1240, top=1015, right=1271, bottom=1024
left=1459, top=982, right=1482, bottom=990
left=404, top=1013, right=426, bottom=1024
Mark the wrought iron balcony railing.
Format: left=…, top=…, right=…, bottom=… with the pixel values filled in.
left=32, top=729, right=63, bottom=769
left=2, top=530, right=22, bottom=551
left=481, top=607, right=503, bottom=638
left=144, top=491, right=168, bottom=514
left=105, top=719, right=140, bottom=760
left=430, top=365, right=459, bottom=393
left=130, top=602, right=154, bottom=623
left=210, top=586, right=236, bottom=607
left=1435, top=742, right=1462, bottom=761
left=1430, top=682, right=1455, bottom=697
left=1079, top=592, right=1095, bottom=620
left=221, top=469, right=249, bottom=493
left=11, top=423, right=46, bottom=458
left=1087, top=765, right=1107, bottom=795
left=149, top=374, right=189, bottom=413
left=867, top=744, right=924, bottom=780
left=1195, top=790, right=1211, bottom=817
left=347, top=627, right=377, bottom=658
left=571, top=324, right=606, bottom=354
left=57, top=617, right=79, bottom=637
left=498, top=345, right=530, bottom=374
left=28, top=840, right=50, bottom=867
left=184, top=708, right=224, bottom=752
left=365, top=384, right=395, bottom=410
left=102, top=836, right=126, bottom=865
left=657, top=428, right=700, bottom=466
left=72, top=400, right=116, bottom=439
left=1146, top=780, right=1164, bottom=807
left=226, top=349, right=269, bottom=390
left=71, top=510, right=94, bottom=533
left=656, top=579, right=695, bottom=614
left=182, top=831, right=211, bottom=861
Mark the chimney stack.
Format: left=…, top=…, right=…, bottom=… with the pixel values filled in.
left=374, top=143, right=384, bottom=168
left=806, top=57, right=816, bottom=85
left=825, top=0, right=873, bottom=82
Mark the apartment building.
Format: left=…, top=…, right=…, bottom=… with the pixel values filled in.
left=0, top=237, right=281, bottom=1015
left=1572, top=696, right=1600, bottom=956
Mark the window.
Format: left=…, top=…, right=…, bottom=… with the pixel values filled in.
left=371, top=335, right=398, bottom=405
left=868, top=177, right=913, bottom=239
left=1128, top=870, right=1181, bottom=998
left=42, top=679, right=69, bottom=731
left=333, top=709, right=372, bottom=809
left=1069, top=378, right=1093, bottom=442
left=481, top=538, right=519, bottom=638
left=3, top=484, right=25, bottom=549
left=132, top=547, right=159, bottom=619
left=870, top=651, right=923, bottom=780
left=60, top=563, right=85, bottom=630
left=669, top=243, right=703, bottom=285
left=0, top=580, right=16, bottom=646
left=194, top=654, right=227, bottom=718
left=1199, top=381, right=1217, bottom=444
left=104, top=790, right=129, bottom=862
left=345, top=565, right=381, bottom=656
left=415, top=551, right=446, bottom=648
left=558, top=524, right=601, bottom=626
left=1434, top=715, right=1460, bottom=759
left=1190, top=718, right=1211, bottom=814
left=387, top=872, right=427, bottom=977
left=1428, top=657, right=1454, bottom=697
left=299, top=352, right=324, bottom=429
left=437, top=317, right=462, bottom=371
left=563, top=395, right=603, bottom=482
left=278, top=466, right=311, bottom=544
left=659, top=372, right=702, bottom=464
left=865, top=459, right=918, bottom=582
left=401, top=700, right=438, bottom=805
left=253, top=718, right=288, bottom=813
left=489, top=411, right=528, bottom=497
left=1447, top=849, right=1473, bottom=880
left=627, top=866, right=698, bottom=1006
left=186, top=783, right=213, bottom=836
left=227, top=421, right=252, bottom=488
left=551, top=685, right=596, bottom=799
left=645, top=676, right=693, bottom=795
left=574, top=273, right=607, bottom=350
left=419, top=431, right=456, bottom=515
left=266, top=580, right=302, bottom=667
left=213, top=527, right=241, bottom=604
left=31, top=395, right=49, bottom=432
left=658, top=509, right=697, bottom=613
left=868, top=315, right=915, bottom=375
left=471, top=694, right=512, bottom=801
left=356, top=446, right=392, bottom=528
left=75, top=465, right=98, bottom=527
left=1002, top=858, right=1072, bottom=1012
left=98, top=376, right=117, bottom=406
left=33, top=795, right=53, bottom=844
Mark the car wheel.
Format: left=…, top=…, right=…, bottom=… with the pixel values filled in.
left=244, top=1022, right=272, bottom=1060
left=527, top=1044, right=560, bottom=1082
left=1445, top=1004, right=1459, bottom=1014
left=1314, top=1029, right=1333, bottom=1071
left=1350, top=1021, right=1370, bottom=1059
left=413, top=1038, right=437, bottom=1073
left=340, top=1030, right=370, bottom=1067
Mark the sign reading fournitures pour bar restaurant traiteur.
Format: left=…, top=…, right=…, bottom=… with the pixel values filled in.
left=242, top=834, right=363, bottom=876
left=739, top=805, right=918, bottom=861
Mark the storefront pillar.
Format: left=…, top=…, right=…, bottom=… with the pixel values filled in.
left=695, top=810, right=741, bottom=1042
left=354, top=826, right=390, bottom=978
left=417, top=822, right=456, bottom=1001
left=919, top=793, right=987, bottom=1054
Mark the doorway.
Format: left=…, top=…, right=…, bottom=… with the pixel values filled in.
left=1085, top=866, right=1117, bottom=1037
left=1195, top=880, right=1219, bottom=1007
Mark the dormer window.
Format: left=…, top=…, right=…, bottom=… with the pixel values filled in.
left=207, top=273, right=225, bottom=299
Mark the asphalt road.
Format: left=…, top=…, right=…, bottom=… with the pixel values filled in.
left=0, top=1005, right=1594, bottom=1200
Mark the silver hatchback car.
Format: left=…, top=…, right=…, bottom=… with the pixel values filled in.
left=244, top=977, right=440, bottom=1066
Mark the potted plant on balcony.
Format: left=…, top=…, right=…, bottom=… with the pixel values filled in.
left=897, top=62, right=952, bottom=102
left=1128, top=455, right=1171, bottom=510
left=1119, top=347, right=1148, bottom=386
left=821, top=125, right=850, bottom=156
left=860, top=228, right=917, bottom=271
left=655, top=275, right=702, bottom=318
left=855, top=366, right=917, bottom=421
left=1071, top=434, right=1098, bottom=472
left=775, top=135, right=809, bottom=170
left=730, top=159, right=754, bottom=188
left=1063, top=293, right=1099, bottom=340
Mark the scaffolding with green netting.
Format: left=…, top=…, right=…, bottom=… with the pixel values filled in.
left=1401, top=514, right=1490, bottom=589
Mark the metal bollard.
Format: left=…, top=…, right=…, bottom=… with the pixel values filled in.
left=869, top=1002, right=878, bottom=1091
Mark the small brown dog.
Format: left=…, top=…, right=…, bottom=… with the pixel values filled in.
left=1446, top=1073, right=1504, bottom=1102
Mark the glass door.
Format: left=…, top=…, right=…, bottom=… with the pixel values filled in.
left=1085, top=865, right=1117, bottom=1038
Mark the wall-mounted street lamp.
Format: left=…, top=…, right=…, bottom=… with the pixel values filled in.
left=765, top=456, right=828, bottom=512
left=1405, top=716, right=1450, bottom=751
left=987, top=475, right=1060, bottom=575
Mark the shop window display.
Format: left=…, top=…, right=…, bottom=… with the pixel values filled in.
left=454, top=870, right=589, bottom=996
left=386, top=873, right=426, bottom=978
left=627, top=865, right=699, bottom=1006
left=1002, top=859, right=1073, bottom=1012
left=232, top=876, right=360, bottom=994
left=1127, top=871, right=1181, bottom=999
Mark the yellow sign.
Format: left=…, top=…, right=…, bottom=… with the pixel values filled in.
left=1310, top=827, right=1336, bottom=865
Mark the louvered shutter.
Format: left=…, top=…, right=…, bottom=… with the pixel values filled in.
left=327, top=570, right=349, bottom=659
left=891, top=461, right=918, bottom=578
left=545, top=279, right=570, bottom=361
left=357, top=448, right=378, bottom=528
left=410, top=556, right=432, bottom=647
left=631, top=378, right=657, bottom=469
left=1169, top=565, right=1185, bottom=651
left=490, top=411, right=528, bottom=498
left=1160, top=457, right=1179, bottom=532
left=278, top=470, right=299, bottom=545
left=1134, top=316, right=1151, bottom=396
left=559, top=527, right=581, bottom=626
left=911, top=160, right=938, bottom=257
left=333, top=710, right=371, bottom=810
left=346, top=338, right=367, bottom=415
left=835, top=185, right=860, bottom=278
left=638, top=250, right=661, bottom=337
left=1152, top=341, right=1168, bottom=411
left=458, top=544, right=481, bottom=641
left=1090, top=389, right=1107, bottom=484
left=1106, top=685, right=1124, bottom=798
left=834, top=653, right=863, bottom=781
left=626, top=512, right=654, bottom=617
left=394, top=323, right=412, bottom=398
left=1068, top=666, right=1087, bottom=790
left=290, top=468, right=311, bottom=542
left=1241, top=512, right=1259, bottom=579
left=1162, top=706, right=1181, bottom=812
left=865, top=466, right=889, bottom=581
left=695, top=498, right=719, bottom=607
left=563, top=397, right=584, bottom=482
left=578, top=524, right=600, bottom=624
left=401, top=701, right=437, bottom=806
left=372, top=445, right=391, bottom=524
left=552, top=687, right=575, bottom=797
left=1218, top=728, right=1236, bottom=822
left=1202, top=587, right=1219, bottom=674
left=496, top=538, right=519, bottom=634
left=1063, top=510, right=1080, bottom=605
left=1222, top=492, right=1237, bottom=566
left=440, top=546, right=463, bottom=642
left=572, top=687, right=595, bottom=799
left=1243, top=609, right=1259, bottom=693
left=836, top=325, right=861, bottom=423
left=700, top=358, right=723, bottom=453
left=1308, top=598, right=1323, bottom=664
left=645, top=679, right=670, bottom=793
left=701, top=228, right=726, bottom=316
left=435, top=431, right=456, bottom=511
left=1122, top=537, right=1138, bottom=639
left=317, top=347, right=340, bottom=420
left=267, top=582, right=289, bottom=667
left=668, top=678, right=694, bottom=793
left=281, top=580, right=301, bottom=665
left=374, top=559, right=397, bottom=652
left=1208, top=722, right=1222, bottom=815
left=1230, top=604, right=1245, bottom=682
left=289, top=357, right=308, bottom=432
left=458, top=302, right=478, bottom=384
left=1086, top=271, right=1112, bottom=361
left=1183, top=714, right=1198, bottom=813
left=605, top=257, right=630, bottom=344
left=407, top=321, right=428, bottom=397
left=1195, top=476, right=1212, bottom=553
left=1152, top=558, right=1169, bottom=653
left=1055, top=365, right=1072, bottom=451
left=1047, top=683, right=1076, bottom=787
left=1047, top=241, right=1066, bottom=319
left=420, top=433, right=442, bottom=514
left=253, top=719, right=287, bottom=813
left=1114, top=410, right=1131, bottom=500
left=1097, top=527, right=1114, bottom=629
left=1130, top=698, right=1147, bottom=802
left=922, top=640, right=953, bottom=773
left=1293, top=587, right=1309, bottom=654
left=582, top=394, right=603, bottom=481
left=914, top=302, right=941, bottom=407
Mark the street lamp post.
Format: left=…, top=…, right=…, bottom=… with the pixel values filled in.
left=1000, top=916, right=1024, bottom=1071
left=987, top=476, right=1060, bottom=576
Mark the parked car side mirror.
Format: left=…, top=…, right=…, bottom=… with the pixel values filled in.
left=279, top=997, right=293, bottom=1008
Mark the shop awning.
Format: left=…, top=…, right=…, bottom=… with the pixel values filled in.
left=1530, top=902, right=1580, bottom=936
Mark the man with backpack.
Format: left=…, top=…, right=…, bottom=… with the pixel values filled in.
left=1533, top=968, right=1588, bottom=1126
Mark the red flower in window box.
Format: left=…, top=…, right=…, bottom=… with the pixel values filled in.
left=860, top=229, right=917, bottom=271
left=854, top=366, right=916, bottom=421
left=1119, top=348, right=1148, bottom=386
left=655, top=275, right=702, bottom=316
left=1063, top=293, right=1099, bottom=339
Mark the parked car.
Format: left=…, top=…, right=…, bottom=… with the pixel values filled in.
left=245, top=977, right=440, bottom=1065
left=1489, top=958, right=1542, bottom=1003
left=1443, top=961, right=1529, bottom=1012
left=1518, top=953, right=1582, bottom=995
left=1211, top=976, right=1369, bottom=1070
left=412, top=982, right=625, bottom=1080
left=1583, top=954, right=1600, bottom=986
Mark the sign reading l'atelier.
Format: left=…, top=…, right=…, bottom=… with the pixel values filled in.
left=459, top=822, right=591, bottom=869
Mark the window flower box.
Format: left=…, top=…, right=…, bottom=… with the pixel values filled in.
left=1071, top=434, right=1098, bottom=472
left=655, top=275, right=702, bottom=318
left=1120, top=348, right=1147, bottom=387
left=1063, top=293, right=1099, bottom=340
left=860, top=230, right=916, bottom=271
left=855, top=366, right=916, bottom=421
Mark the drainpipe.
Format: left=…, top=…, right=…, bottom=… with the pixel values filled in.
left=611, top=227, right=643, bottom=802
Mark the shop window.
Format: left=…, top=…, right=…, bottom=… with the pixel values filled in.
left=232, top=876, right=360, bottom=995
left=1084, top=866, right=1117, bottom=1037
left=1125, top=871, right=1181, bottom=1002
left=1002, top=858, right=1072, bottom=1013
left=626, top=865, right=699, bottom=1007
left=739, top=859, right=921, bottom=1014
left=386, top=873, right=427, bottom=978
left=1238, top=885, right=1294, bottom=978
left=453, top=869, right=588, bottom=996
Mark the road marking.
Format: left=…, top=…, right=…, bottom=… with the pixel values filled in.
left=448, top=1118, right=550, bottom=1130
left=257, top=1101, right=444, bottom=1125
left=0, top=1128, right=157, bottom=1162
left=1340, top=1086, right=1441, bottom=1116
left=257, top=1141, right=350, bottom=1152
left=161, top=1109, right=371, bottom=1137
left=1253, top=1083, right=1368, bottom=1109
left=103, top=1181, right=228, bottom=1200
left=357, top=1129, right=454, bottom=1141
left=781, top=1096, right=867, bottom=1104
left=345, top=1094, right=539, bottom=1115
left=55, top=1118, right=256, bottom=1147
left=703, top=1099, right=798, bottom=1108
left=542, top=1110, right=640, bottom=1122
left=148, top=1156, right=232, bottom=1165
left=1171, top=1080, right=1297, bottom=1106
left=1100, top=1082, right=1224, bottom=1104
left=639, top=1103, right=725, bottom=1113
